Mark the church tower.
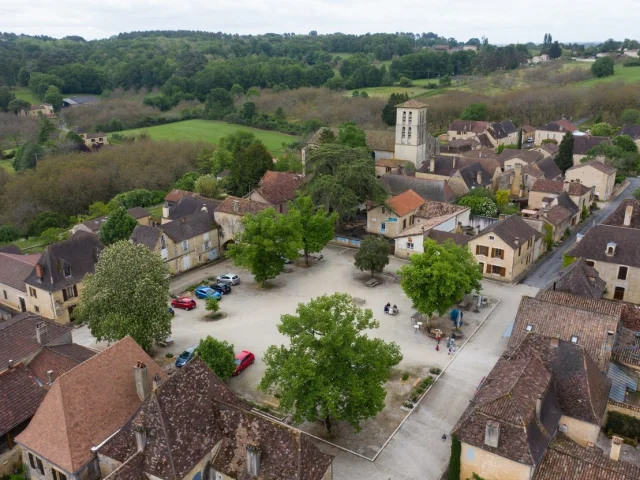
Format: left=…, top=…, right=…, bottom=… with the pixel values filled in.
left=394, top=99, right=429, bottom=169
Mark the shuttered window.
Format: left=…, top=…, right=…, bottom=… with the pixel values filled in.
left=491, top=248, right=504, bottom=259
left=476, top=245, right=489, bottom=256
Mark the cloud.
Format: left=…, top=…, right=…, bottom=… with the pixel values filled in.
left=1, top=0, right=637, bottom=43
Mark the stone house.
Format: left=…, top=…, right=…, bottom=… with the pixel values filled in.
left=378, top=173, right=456, bottom=203
left=23, top=232, right=103, bottom=324
left=97, top=358, right=333, bottom=480
left=21, top=104, right=56, bottom=118
left=523, top=192, right=579, bottom=243
left=16, top=337, right=166, bottom=480
left=0, top=250, right=40, bottom=315
left=415, top=155, right=501, bottom=188
left=565, top=160, right=617, bottom=201
left=534, top=120, right=576, bottom=146
left=247, top=171, right=305, bottom=213
left=447, top=162, right=496, bottom=196
left=571, top=135, right=610, bottom=165
left=468, top=215, right=542, bottom=282
left=521, top=125, right=536, bottom=143
left=487, top=120, right=519, bottom=146
left=498, top=149, right=544, bottom=171
left=532, top=143, right=560, bottom=160
left=447, top=120, right=489, bottom=142
left=367, top=189, right=425, bottom=239
left=131, top=209, right=220, bottom=275
left=162, top=195, right=221, bottom=225
left=528, top=179, right=594, bottom=219
left=79, top=133, right=108, bottom=148
left=213, top=196, right=269, bottom=250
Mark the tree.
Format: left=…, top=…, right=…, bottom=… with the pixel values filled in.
left=7, top=99, right=30, bottom=115
left=336, top=122, right=367, bottom=148
left=12, top=143, right=44, bottom=171
left=228, top=208, right=302, bottom=287
left=0, top=224, right=20, bottom=243
left=621, top=109, right=640, bottom=125
left=259, top=293, right=402, bottom=433
left=591, top=57, right=615, bottom=78
left=517, top=128, right=522, bottom=149
left=381, top=93, right=409, bottom=126
left=439, top=75, right=452, bottom=87
left=458, top=196, right=498, bottom=217
left=228, top=140, right=273, bottom=196
left=74, top=241, right=171, bottom=352
left=109, top=189, right=164, bottom=209
left=354, top=235, right=390, bottom=277
left=173, top=171, right=201, bottom=191
left=289, top=196, right=337, bottom=265
left=495, top=190, right=509, bottom=208
left=400, top=239, right=482, bottom=318
left=590, top=122, right=617, bottom=137
left=556, top=132, right=574, bottom=174
left=230, top=83, right=244, bottom=98
left=398, top=76, right=412, bottom=87
left=100, top=207, right=138, bottom=245
left=240, top=101, right=256, bottom=119
left=27, top=212, right=70, bottom=237
left=613, top=135, right=639, bottom=154
left=459, top=103, right=488, bottom=121
left=206, top=88, right=234, bottom=119
left=318, top=128, right=337, bottom=144
left=273, top=152, right=304, bottom=173
left=548, top=41, right=562, bottom=59
left=43, top=85, right=63, bottom=110
left=194, top=174, right=224, bottom=198
left=196, top=335, right=236, bottom=379
left=37, top=116, right=57, bottom=145
left=0, top=87, right=14, bottom=112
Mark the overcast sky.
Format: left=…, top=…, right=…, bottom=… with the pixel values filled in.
left=3, top=0, right=637, bottom=44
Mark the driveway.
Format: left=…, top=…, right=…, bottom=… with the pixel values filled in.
left=520, top=177, right=639, bottom=288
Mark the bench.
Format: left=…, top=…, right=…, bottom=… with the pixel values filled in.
left=365, top=278, right=380, bottom=288
left=157, top=337, right=174, bottom=347
left=352, top=297, right=366, bottom=305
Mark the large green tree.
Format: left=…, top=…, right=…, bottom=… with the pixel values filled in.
left=555, top=131, right=574, bottom=174
left=591, top=57, right=615, bottom=78
left=0, top=87, right=15, bottom=112
left=100, top=206, right=138, bottom=245
left=228, top=208, right=301, bottom=286
left=590, top=122, right=617, bottom=137
left=381, top=93, right=409, bottom=126
left=75, top=241, right=172, bottom=351
left=43, top=85, right=63, bottom=110
left=259, top=293, right=402, bottom=433
left=196, top=336, right=237, bottom=379
left=400, top=239, right=482, bottom=318
left=354, top=235, right=390, bottom=277
left=12, top=143, right=44, bottom=171
left=194, top=174, right=225, bottom=198
left=460, top=103, right=488, bottom=121
left=289, top=196, right=337, bottom=265
left=336, top=121, right=367, bottom=148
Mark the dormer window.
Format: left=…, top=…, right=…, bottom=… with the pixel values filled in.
left=525, top=325, right=533, bottom=332
left=606, top=242, right=616, bottom=256
left=570, top=335, right=579, bottom=344
left=63, top=266, right=71, bottom=277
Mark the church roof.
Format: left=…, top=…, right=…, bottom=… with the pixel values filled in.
left=396, top=99, right=428, bottom=109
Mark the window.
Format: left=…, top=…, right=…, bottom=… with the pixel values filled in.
left=279, top=204, right=283, bottom=213
left=492, top=248, right=504, bottom=259
left=52, top=469, right=67, bottom=480
left=35, top=306, right=40, bottom=313
left=528, top=238, right=533, bottom=248
left=380, top=222, right=386, bottom=233
left=525, top=325, right=533, bottom=332
left=402, top=127, right=406, bottom=138
left=614, top=287, right=625, bottom=300
left=181, top=240, right=188, bottom=252
left=36, top=458, right=44, bottom=475
left=29, top=287, right=37, bottom=298
left=203, top=240, right=211, bottom=250
left=407, top=242, right=414, bottom=250
left=28, top=453, right=35, bottom=469
left=402, top=111, right=406, bottom=122
left=63, top=266, right=71, bottom=277
left=160, top=235, right=166, bottom=249
left=408, top=127, right=412, bottom=140
left=518, top=245, right=522, bottom=257
left=409, top=215, right=415, bottom=226
left=570, top=335, right=579, bottom=344
left=618, top=266, right=628, bottom=280
left=476, top=245, right=489, bottom=256
left=586, top=260, right=595, bottom=267
left=408, top=112, right=412, bottom=124
left=403, top=218, right=407, bottom=230
left=491, top=265, right=504, bottom=276
left=2, top=290, right=6, bottom=300
left=488, top=235, right=495, bottom=241
left=478, top=262, right=484, bottom=272
left=62, top=286, right=76, bottom=301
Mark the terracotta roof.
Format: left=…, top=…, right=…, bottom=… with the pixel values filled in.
left=534, top=434, right=640, bottom=480
left=448, top=120, right=489, bottom=134
left=379, top=174, right=456, bottom=203
left=396, top=99, right=428, bottom=108
left=508, top=294, right=620, bottom=372
left=427, top=230, right=471, bottom=246
left=568, top=224, right=640, bottom=268
left=478, top=214, right=541, bottom=249
left=602, top=199, right=640, bottom=229
left=253, top=171, right=305, bottom=205
left=98, top=358, right=332, bottom=480
left=572, top=136, right=611, bottom=156
left=214, top=196, right=269, bottom=216
left=532, top=179, right=592, bottom=197
left=27, top=344, right=96, bottom=384
left=522, top=125, right=536, bottom=133
left=16, top=337, right=166, bottom=473
left=618, top=124, right=640, bottom=139
left=386, top=189, right=425, bottom=216
left=0, top=364, right=46, bottom=435
left=621, top=303, right=640, bottom=331
left=539, top=120, right=577, bottom=133
left=0, top=315, right=71, bottom=371
left=164, top=189, right=197, bottom=204
left=543, top=258, right=606, bottom=300
left=0, top=252, right=40, bottom=292
left=417, top=200, right=468, bottom=220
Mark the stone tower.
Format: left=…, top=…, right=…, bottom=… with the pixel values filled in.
left=394, top=99, right=429, bottom=169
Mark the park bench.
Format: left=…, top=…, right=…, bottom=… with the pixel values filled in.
left=365, top=278, right=380, bottom=288
left=352, top=296, right=366, bottom=305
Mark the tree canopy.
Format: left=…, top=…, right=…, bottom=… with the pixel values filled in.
left=354, top=235, right=391, bottom=277
left=289, top=196, right=337, bottom=265
left=259, top=293, right=402, bottom=433
left=196, top=336, right=237, bottom=379
left=591, top=57, right=615, bottom=78
left=555, top=132, right=574, bottom=174
left=100, top=206, right=138, bottom=245
left=460, top=103, right=488, bottom=121
left=381, top=93, right=409, bottom=126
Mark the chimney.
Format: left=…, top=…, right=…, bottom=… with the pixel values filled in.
left=550, top=337, right=559, bottom=348
left=246, top=443, right=261, bottom=476
left=7, top=359, right=13, bottom=369
left=201, top=204, right=208, bottom=213
left=610, top=436, right=623, bottom=462
left=233, top=200, right=240, bottom=213
left=429, top=155, right=435, bottom=173
left=36, top=322, right=48, bottom=345
left=46, top=370, right=54, bottom=384
left=624, top=205, right=633, bottom=227
left=134, top=361, right=150, bottom=401
left=476, top=170, right=482, bottom=185
left=35, top=263, right=44, bottom=281
left=484, top=420, right=500, bottom=448
left=535, top=397, right=542, bottom=422
left=563, top=181, right=570, bottom=193
left=134, top=425, right=147, bottom=453
left=152, top=373, right=162, bottom=390
left=162, top=204, right=170, bottom=219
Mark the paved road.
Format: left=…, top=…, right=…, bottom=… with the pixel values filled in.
left=520, top=177, right=640, bottom=289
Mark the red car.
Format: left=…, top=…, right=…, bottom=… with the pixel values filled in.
left=171, top=297, right=196, bottom=310
left=233, top=350, right=255, bottom=376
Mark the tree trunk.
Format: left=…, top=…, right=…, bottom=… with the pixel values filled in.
left=304, top=248, right=310, bottom=266
left=324, top=416, right=332, bottom=434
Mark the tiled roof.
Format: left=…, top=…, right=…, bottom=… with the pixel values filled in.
left=396, top=99, right=428, bottom=108
left=535, top=290, right=621, bottom=317
left=543, top=205, right=572, bottom=226
left=508, top=294, right=620, bottom=372
left=254, top=171, right=305, bottom=205
left=0, top=364, right=45, bottom=435
left=534, top=434, right=640, bottom=480
left=522, top=163, right=545, bottom=178
left=542, top=258, right=606, bottom=300
left=523, top=125, right=536, bottom=133
left=127, top=207, right=151, bottom=219
left=16, top=337, right=166, bottom=473
left=386, top=189, right=425, bottom=216
left=77, top=215, right=108, bottom=233
left=618, top=124, right=640, bottom=139
left=552, top=192, right=580, bottom=216
left=161, top=211, right=217, bottom=243
left=497, top=149, right=543, bottom=165
left=130, top=225, right=162, bottom=251
left=98, top=358, right=332, bottom=480
left=478, top=214, right=541, bottom=249
left=532, top=179, right=592, bottom=196
left=448, top=120, right=489, bottom=134
left=572, top=136, right=611, bottom=155
left=567, top=224, right=640, bottom=268
left=455, top=162, right=493, bottom=189
left=27, top=345, right=96, bottom=384
left=476, top=133, right=493, bottom=148
left=0, top=252, right=40, bottom=292
left=602, top=199, right=640, bottom=229
left=417, top=200, right=468, bottom=220
left=375, top=158, right=413, bottom=168
left=164, top=189, right=197, bottom=204
left=215, top=196, right=269, bottom=216
left=0, top=315, right=71, bottom=371
left=427, top=230, right=471, bottom=246
left=167, top=195, right=220, bottom=221
left=85, top=132, right=106, bottom=139
left=539, top=120, right=577, bottom=133
left=24, top=231, right=103, bottom=293
left=621, top=303, right=640, bottom=331
left=378, top=174, right=456, bottom=203
left=488, top=120, right=517, bottom=139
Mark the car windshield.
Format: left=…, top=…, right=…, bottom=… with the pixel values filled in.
left=179, top=351, right=191, bottom=359
left=234, top=359, right=241, bottom=365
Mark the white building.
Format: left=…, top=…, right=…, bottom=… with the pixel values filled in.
left=394, top=99, right=429, bottom=170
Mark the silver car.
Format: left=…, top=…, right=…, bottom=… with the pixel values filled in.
left=216, top=273, right=240, bottom=285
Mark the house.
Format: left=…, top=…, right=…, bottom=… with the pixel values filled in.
left=618, top=124, right=640, bottom=149
left=447, top=120, right=489, bottom=142
left=440, top=138, right=481, bottom=156
left=23, top=232, right=103, bottom=324
left=534, top=192, right=580, bottom=242
left=534, top=120, right=577, bottom=146
left=543, top=258, right=606, bottom=300
left=22, top=104, right=55, bottom=118
left=487, top=121, right=519, bottom=146
left=126, top=207, right=152, bottom=226
left=97, top=357, right=333, bottom=480
left=447, top=162, right=495, bottom=196
left=522, top=125, right=536, bottom=143
left=393, top=201, right=471, bottom=258
left=532, top=143, right=560, bottom=159
left=0, top=251, right=41, bottom=315
left=531, top=54, right=550, bottom=64
left=62, top=96, right=99, bottom=107
left=378, top=173, right=456, bottom=203
left=71, top=207, right=152, bottom=235
left=415, top=154, right=501, bottom=186
left=367, top=189, right=425, bottom=239
left=528, top=179, right=594, bottom=218
left=463, top=45, right=478, bottom=52
left=162, top=195, right=220, bottom=225
left=498, top=149, right=543, bottom=170
left=79, top=133, right=108, bottom=148
left=565, top=160, right=617, bottom=201
left=248, top=171, right=305, bottom=213
left=302, top=127, right=396, bottom=164
left=375, top=158, right=414, bottom=177
left=131, top=209, right=219, bottom=274
left=213, top=196, right=269, bottom=249
left=571, top=135, right=610, bottom=165
left=434, top=44, right=450, bottom=51
left=468, top=215, right=542, bottom=282
left=534, top=156, right=563, bottom=180
left=16, top=337, right=166, bottom=480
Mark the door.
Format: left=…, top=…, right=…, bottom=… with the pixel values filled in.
left=19, top=297, right=27, bottom=312
left=182, top=255, right=191, bottom=271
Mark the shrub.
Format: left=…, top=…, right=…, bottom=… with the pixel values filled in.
left=633, top=187, right=640, bottom=200
left=401, top=372, right=410, bottom=381
left=615, top=174, right=626, bottom=185
left=205, top=297, right=220, bottom=313
left=429, top=367, right=442, bottom=375
left=0, top=224, right=21, bottom=243
left=591, top=57, right=615, bottom=78
left=605, top=411, right=640, bottom=441
left=398, top=76, right=413, bottom=87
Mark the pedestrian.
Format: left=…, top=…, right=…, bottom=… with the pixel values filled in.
left=441, top=434, right=447, bottom=442
left=436, top=344, right=440, bottom=352
left=448, top=347, right=452, bottom=355
left=436, top=333, right=441, bottom=344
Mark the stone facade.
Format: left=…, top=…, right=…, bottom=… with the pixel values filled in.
left=468, top=232, right=539, bottom=283
left=584, top=260, right=640, bottom=304
left=366, top=205, right=419, bottom=239
left=559, top=415, right=600, bottom=447
left=394, top=103, right=428, bottom=169
left=459, top=443, right=533, bottom=480
left=156, top=229, right=219, bottom=275
left=565, top=164, right=616, bottom=201
left=26, top=283, right=83, bottom=324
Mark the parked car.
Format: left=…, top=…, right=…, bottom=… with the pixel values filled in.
left=175, top=346, right=196, bottom=368
left=209, top=283, right=232, bottom=295
left=216, top=273, right=240, bottom=285
left=195, top=286, right=222, bottom=300
left=171, top=297, right=196, bottom=310
left=168, top=307, right=175, bottom=316
left=233, top=350, right=255, bottom=376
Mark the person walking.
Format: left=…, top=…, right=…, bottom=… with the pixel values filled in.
left=436, top=344, right=440, bottom=352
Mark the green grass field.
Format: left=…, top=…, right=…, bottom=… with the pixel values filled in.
left=12, top=87, right=39, bottom=104
left=110, top=120, right=299, bottom=154
left=577, top=65, right=640, bottom=87
left=0, top=159, right=14, bottom=174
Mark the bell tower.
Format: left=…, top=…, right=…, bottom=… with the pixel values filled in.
left=394, top=99, right=429, bottom=169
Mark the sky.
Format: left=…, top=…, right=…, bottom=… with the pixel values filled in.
left=2, top=0, right=637, bottom=44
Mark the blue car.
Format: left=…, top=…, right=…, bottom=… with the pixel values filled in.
left=195, top=286, right=222, bottom=300
left=175, top=346, right=196, bottom=368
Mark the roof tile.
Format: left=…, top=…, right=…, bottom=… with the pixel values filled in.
left=386, top=189, right=425, bottom=216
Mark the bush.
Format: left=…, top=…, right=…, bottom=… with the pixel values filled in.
left=398, top=76, right=413, bottom=87
left=458, top=196, right=498, bottom=217
left=624, top=59, right=640, bottom=67
left=591, top=57, right=615, bottom=78
left=27, top=212, right=71, bottom=237
left=401, top=372, right=410, bottom=381
left=0, top=224, right=20, bottom=243
left=449, top=434, right=461, bottom=480
left=616, top=174, right=626, bottom=185
left=633, top=187, right=640, bottom=200
left=605, top=411, right=640, bottom=441
left=429, top=367, right=442, bottom=375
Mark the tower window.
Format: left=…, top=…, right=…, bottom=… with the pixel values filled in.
left=402, top=111, right=406, bottom=123
left=408, top=127, right=412, bottom=139
left=402, top=126, right=406, bottom=138
left=408, top=112, right=413, bottom=124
